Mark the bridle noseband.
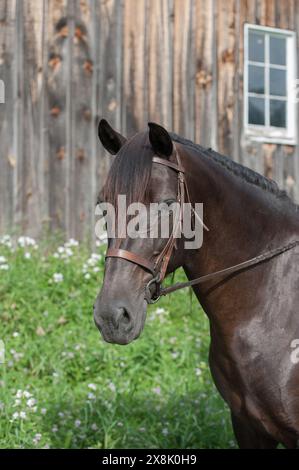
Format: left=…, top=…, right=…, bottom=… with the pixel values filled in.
left=105, top=146, right=299, bottom=304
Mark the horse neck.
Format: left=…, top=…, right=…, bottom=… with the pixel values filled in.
left=178, top=144, right=297, bottom=293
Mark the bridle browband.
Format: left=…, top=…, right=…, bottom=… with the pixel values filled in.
left=105, top=146, right=299, bottom=304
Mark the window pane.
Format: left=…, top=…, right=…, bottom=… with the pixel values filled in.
left=270, top=99, right=286, bottom=128
left=248, top=97, right=265, bottom=125
left=249, top=31, right=265, bottom=62
left=270, top=68, right=286, bottom=96
left=248, top=65, right=265, bottom=94
left=270, top=36, right=286, bottom=65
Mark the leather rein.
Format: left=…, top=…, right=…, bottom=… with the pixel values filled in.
left=105, top=147, right=299, bottom=304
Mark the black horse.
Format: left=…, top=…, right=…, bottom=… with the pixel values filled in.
left=94, top=119, right=299, bottom=449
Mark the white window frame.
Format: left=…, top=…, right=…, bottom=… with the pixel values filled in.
left=244, top=23, right=297, bottom=145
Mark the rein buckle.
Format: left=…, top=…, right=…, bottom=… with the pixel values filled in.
left=145, top=274, right=161, bottom=304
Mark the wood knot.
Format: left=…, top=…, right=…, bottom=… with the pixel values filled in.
left=196, top=70, right=212, bottom=88
left=286, top=175, right=295, bottom=189
left=58, top=25, right=68, bottom=38
left=83, top=60, right=93, bottom=75
left=48, top=54, right=62, bottom=70
left=76, top=149, right=86, bottom=162
left=50, top=106, right=61, bottom=117
left=283, top=145, right=295, bottom=155
left=56, top=147, right=65, bottom=160
left=83, top=109, right=92, bottom=121
left=221, top=48, right=234, bottom=63
left=75, top=26, right=87, bottom=42
left=108, top=99, right=117, bottom=112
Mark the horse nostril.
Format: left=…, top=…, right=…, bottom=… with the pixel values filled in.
left=121, top=308, right=131, bottom=325
left=113, top=307, right=132, bottom=329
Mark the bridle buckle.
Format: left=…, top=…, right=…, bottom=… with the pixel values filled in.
left=145, top=274, right=161, bottom=304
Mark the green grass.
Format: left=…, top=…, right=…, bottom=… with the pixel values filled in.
left=0, top=235, right=235, bottom=449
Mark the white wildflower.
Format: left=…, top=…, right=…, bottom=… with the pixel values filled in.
left=0, top=235, right=12, bottom=248
left=33, top=433, right=42, bottom=445
left=88, top=383, right=97, bottom=391
left=155, top=307, right=166, bottom=315
left=18, top=236, right=37, bottom=249
left=53, top=273, right=63, bottom=283
left=108, top=382, right=116, bottom=393
left=27, top=398, right=37, bottom=408
left=65, top=238, right=79, bottom=247
left=91, top=253, right=101, bottom=261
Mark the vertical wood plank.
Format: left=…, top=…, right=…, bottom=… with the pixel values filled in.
left=21, top=0, right=46, bottom=236
left=173, top=0, right=194, bottom=138
left=216, top=0, right=237, bottom=157
left=96, top=0, right=124, bottom=198
left=0, top=0, right=16, bottom=232
left=13, top=0, right=24, bottom=230
left=70, top=0, right=94, bottom=241
left=123, top=0, right=147, bottom=135
left=194, top=0, right=217, bottom=148
left=47, top=0, right=68, bottom=233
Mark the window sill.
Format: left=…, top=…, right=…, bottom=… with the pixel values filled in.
left=244, top=129, right=297, bottom=146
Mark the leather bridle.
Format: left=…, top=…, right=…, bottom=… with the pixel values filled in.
left=105, top=146, right=187, bottom=303
left=105, top=146, right=299, bottom=304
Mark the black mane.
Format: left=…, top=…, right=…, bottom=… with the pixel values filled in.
left=171, top=133, right=297, bottom=210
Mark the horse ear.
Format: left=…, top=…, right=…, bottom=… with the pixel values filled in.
left=98, top=119, right=127, bottom=155
left=148, top=122, right=173, bottom=158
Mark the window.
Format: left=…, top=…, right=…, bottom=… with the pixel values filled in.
left=244, top=24, right=297, bottom=144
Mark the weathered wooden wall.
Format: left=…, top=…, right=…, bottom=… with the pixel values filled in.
left=0, top=0, right=298, bottom=240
